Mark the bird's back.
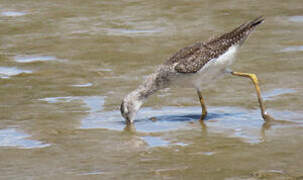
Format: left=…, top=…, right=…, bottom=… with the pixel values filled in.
left=165, top=16, right=264, bottom=73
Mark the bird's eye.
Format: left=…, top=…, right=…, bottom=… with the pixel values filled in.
left=120, top=101, right=128, bottom=116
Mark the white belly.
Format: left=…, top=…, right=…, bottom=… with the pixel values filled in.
left=191, top=45, right=239, bottom=89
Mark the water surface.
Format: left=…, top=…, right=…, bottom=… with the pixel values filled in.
left=1, top=0, right=303, bottom=179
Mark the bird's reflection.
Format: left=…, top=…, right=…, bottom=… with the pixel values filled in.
left=199, top=119, right=208, bottom=137
left=260, top=120, right=272, bottom=141
left=197, top=116, right=278, bottom=142
left=123, top=123, right=136, bottom=134
left=122, top=112, right=299, bottom=143
left=199, top=116, right=300, bottom=142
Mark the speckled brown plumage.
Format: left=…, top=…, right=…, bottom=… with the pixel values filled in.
left=121, top=17, right=265, bottom=124
left=165, top=16, right=264, bottom=73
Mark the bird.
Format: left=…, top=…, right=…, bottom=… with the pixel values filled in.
left=120, top=16, right=274, bottom=125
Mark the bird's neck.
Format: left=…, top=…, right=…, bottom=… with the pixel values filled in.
left=128, top=68, right=169, bottom=103
left=135, top=72, right=162, bottom=101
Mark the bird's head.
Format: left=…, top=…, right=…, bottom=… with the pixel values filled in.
left=120, top=93, right=143, bottom=124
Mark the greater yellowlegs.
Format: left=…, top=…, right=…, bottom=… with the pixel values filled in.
left=120, top=16, right=273, bottom=124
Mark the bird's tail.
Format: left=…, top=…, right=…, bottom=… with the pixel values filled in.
left=250, top=16, right=265, bottom=27
left=207, top=16, right=265, bottom=46
left=230, top=16, right=264, bottom=45
left=237, top=16, right=264, bottom=32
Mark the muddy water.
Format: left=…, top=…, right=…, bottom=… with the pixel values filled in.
left=1, top=0, right=303, bottom=179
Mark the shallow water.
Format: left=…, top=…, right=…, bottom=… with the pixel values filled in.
left=1, top=0, right=303, bottom=179
left=1, top=11, right=26, bottom=17
left=0, top=66, right=32, bottom=78
left=14, top=55, right=57, bottom=63
left=0, top=128, right=50, bottom=149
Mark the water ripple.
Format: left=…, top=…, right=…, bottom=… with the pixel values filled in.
left=281, top=46, right=303, bottom=52
left=0, top=129, right=50, bottom=149
left=1, top=11, right=27, bottom=17
left=14, top=55, right=57, bottom=63
left=289, top=16, right=303, bottom=23
left=263, top=88, right=296, bottom=100
left=0, top=67, right=32, bottom=79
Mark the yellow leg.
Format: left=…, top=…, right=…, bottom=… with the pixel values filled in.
left=231, top=71, right=273, bottom=121
left=197, top=90, right=208, bottom=120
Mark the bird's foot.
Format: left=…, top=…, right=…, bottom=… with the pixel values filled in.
left=262, top=111, right=275, bottom=122
left=149, top=117, right=157, bottom=122
left=200, top=112, right=208, bottom=121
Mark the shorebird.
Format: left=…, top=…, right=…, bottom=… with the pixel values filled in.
left=120, top=16, right=273, bottom=125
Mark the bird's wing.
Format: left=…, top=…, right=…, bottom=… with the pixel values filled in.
left=166, top=43, right=217, bottom=73
left=167, top=16, right=264, bottom=73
